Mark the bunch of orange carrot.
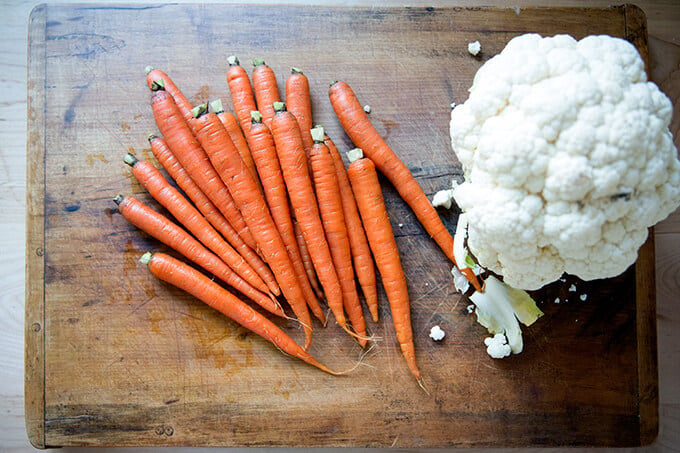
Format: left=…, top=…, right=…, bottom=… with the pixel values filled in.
left=116, top=57, right=482, bottom=383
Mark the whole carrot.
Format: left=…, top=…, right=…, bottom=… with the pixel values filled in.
left=286, top=67, right=314, bottom=158
left=246, top=111, right=325, bottom=322
left=147, top=134, right=280, bottom=296
left=145, top=67, right=194, bottom=122
left=210, top=99, right=261, bottom=189
left=252, top=58, right=280, bottom=128
left=115, top=195, right=282, bottom=316
left=189, top=105, right=313, bottom=349
left=310, top=126, right=367, bottom=347
left=140, top=252, right=337, bottom=374
left=149, top=83, right=258, bottom=251
left=226, top=56, right=257, bottom=134
left=270, top=103, right=350, bottom=337
left=328, top=80, right=482, bottom=292
left=346, top=148, right=421, bottom=382
left=325, top=134, right=379, bottom=322
left=124, top=153, right=271, bottom=295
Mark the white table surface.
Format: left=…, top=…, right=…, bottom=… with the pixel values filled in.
left=1, top=0, right=678, bottom=451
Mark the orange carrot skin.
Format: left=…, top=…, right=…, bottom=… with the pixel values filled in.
left=310, top=141, right=367, bottom=346
left=286, top=68, right=313, bottom=157
left=190, top=112, right=313, bottom=349
left=226, top=59, right=257, bottom=134
left=329, top=81, right=483, bottom=293
left=144, top=252, right=336, bottom=374
left=246, top=116, right=325, bottom=322
left=347, top=157, right=421, bottom=381
left=150, top=89, right=257, bottom=251
left=252, top=60, right=280, bottom=128
left=148, top=135, right=280, bottom=297
left=146, top=68, right=194, bottom=122
left=216, top=111, right=261, bottom=188
left=294, top=218, right=324, bottom=301
left=128, top=157, right=271, bottom=295
left=271, top=109, right=347, bottom=331
left=117, top=196, right=283, bottom=316
left=325, top=136, right=379, bottom=322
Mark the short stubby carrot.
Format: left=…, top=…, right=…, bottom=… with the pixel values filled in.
left=124, top=153, right=271, bottom=296
left=286, top=67, right=314, bottom=158
left=346, top=149, right=421, bottom=382
left=115, top=195, right=282, bottom=316
left=147, top=134, right=280, bottom=297
left=325, top=134, right=379, bottom=322
left=140, top=252, right=338, bottom=374
left=189, top=106, right=313, bottom=349
left=310, top=126, right=367, bottom=347
left=270, top=103, right=349, bottom=335
left=145, top=67, right=194, bottom=122
left=149, top=85, right=258, bottom=251
left=226, top=56, right=258, bottom=134
left=252, top=58, right=280, bottom=128
left=247, top=111, right=325, bottom=322
left=328, top=80, right=482, bottom=292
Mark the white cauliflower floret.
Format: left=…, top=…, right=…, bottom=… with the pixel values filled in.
left=450, top=34, right=680, bottom=290
left=484, top=333, right=512, bottom=359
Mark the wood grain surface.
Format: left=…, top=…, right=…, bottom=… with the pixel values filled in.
left=22, top=4, right=665, bottom=448
left=1, top=1, right=679, bottom=452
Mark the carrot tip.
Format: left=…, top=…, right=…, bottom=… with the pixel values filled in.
left=291, top=67, right=303, bottom=75
left=139, top=251, right=153, bottom=265
left=191, top=103, right=209, bottom=118
left=250, top=110, right=263, bottom=123
left=123, top=153, right=138, bottom=167
left=272, top=101, right=286, bottom=113
left=252, top=57, right=266, bottom=67
left=227, top=55, right=239, bottom=66
left=112, top=194, right=124, bottom=205
left=210, top=99, right=224, bottom=114
left=144, top=65, right=154, bottom=75
left=150, top=79, right=165, bottom=91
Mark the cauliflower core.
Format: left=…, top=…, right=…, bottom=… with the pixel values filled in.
left=450, top=34, right=680, bottom=290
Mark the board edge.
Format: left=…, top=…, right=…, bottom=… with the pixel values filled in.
left=25, top=2, right=48, bottom=450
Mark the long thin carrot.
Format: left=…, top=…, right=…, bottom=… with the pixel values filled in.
left=285, top=67, right=314, bottom=158
left=123, top=153, right=271, bottom=296
left=294, top=218, right=324, bottom=301
left=346, top=149, right=421, bottom=382
left=145, top=67, right=194, bottom=122
left=189, top=105, right=313, bottom=349
left=147, top=134, right=280, bottom=296
left=270, top=102, right=350, bottom=336
left=252, top=58, right=280, bottom=128
left=328, top=80, right=482, bottom=292
left=246, top=110, right=325, bottom=322
left=324, top=134, right=379, bottom=322
left=310, top=126, right=367, bottom=347
left=149, top=83, right=258, bottom=251
left=139, top=252, right=337, bottom=374
left=210, top=99, right=261, bottom=189
left=115, top=195, right=282, bottom=316
left=226, top=56, right=257, bottom=134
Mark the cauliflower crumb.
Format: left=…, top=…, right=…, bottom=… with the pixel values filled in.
left=580, top=294, right=588, bottom=301
left=398, top=223, right=403, bottom=228
left=484, top=333, right=511, bottom=358
left=467, top=40, right=481, bottom=56
left=554, top=297, right=561, bottom=304
left=467, top=304, right=475, bottom=314
left=432, top=189, right=455, bottom=209
left=429, top=325, right=446, bottom=341
left=450, top=102, right=456, bottom=109
left=363, top=104, right=371, bottom=113
left=568, top=284, right=577, bottom=292
left=451, top=266, right=470, bottom=293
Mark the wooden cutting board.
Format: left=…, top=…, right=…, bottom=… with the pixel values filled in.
left=25, top=4, right=658, bottom=448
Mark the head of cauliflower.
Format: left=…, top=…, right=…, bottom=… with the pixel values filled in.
left=450, top=33, right=680, bottom=290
